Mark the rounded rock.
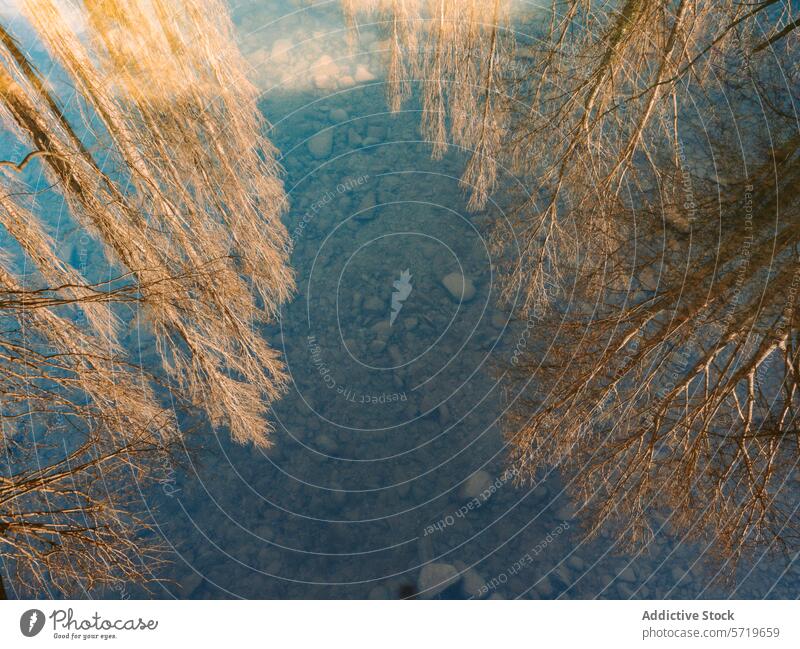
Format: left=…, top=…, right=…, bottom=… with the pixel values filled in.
left=417, top=563, right=459, bottom=598
left=461, top=470, right=493, bottom=499
left=307, top=130, right=333, bottom=158
left=442, top=272, right=476, bottom=302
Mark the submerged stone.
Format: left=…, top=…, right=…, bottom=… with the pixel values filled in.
left=307, top=130, right=333, bottom=158
left=441, top=272, right=476, bottom=302
left=417, top=563, right=459, bottom=598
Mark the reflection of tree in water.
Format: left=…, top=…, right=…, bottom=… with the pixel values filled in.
left=1, top=0, right=798, bottom=597
left=504, top=53, right=800, bottom=573
left=0, top=0, right=291, bottom=596
left=345, top=0, right=800, bottom=573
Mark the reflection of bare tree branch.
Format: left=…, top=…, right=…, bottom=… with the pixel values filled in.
left=1, top=0, right=293, bottom=596
left=343, top=0, right=513, bottom=209
left=504, top=128, right=800, bottom=578
left=486, top=0, right=800, bottom=576
left=341, top=4, right=800, bottom=572
left=0, top=149, right=63, bottom=172
left=753, top=15, right=800, bottom=53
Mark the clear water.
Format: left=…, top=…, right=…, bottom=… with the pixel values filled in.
left=134, top=1, right=799, bottom=599
left=4, top=0, right=798, bottom=599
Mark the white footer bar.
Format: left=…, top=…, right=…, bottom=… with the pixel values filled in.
left=2, top=600, right=797, bottom=648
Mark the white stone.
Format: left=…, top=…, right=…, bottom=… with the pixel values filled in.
left=417, top=563, right=459, bottom=598
left=461, top=569, right=486, bottom=597
left=330, top=108, right=349, bottom=122
left=270, top=39, right=293, bottom=62
left=442, top=272, right=476, bottom=302
left=354, top=64, right=376, bottom=83
left=247, top=48, right=269, bottom=68
left=314, top=55, right=338, bottom=76
left=311, top=55, right=339, bottom=91
left=307, top=130, right=333, bottom=158
left=461, top=470, right=493, bottom=499
left=314, top=74, right=336, bottom=90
